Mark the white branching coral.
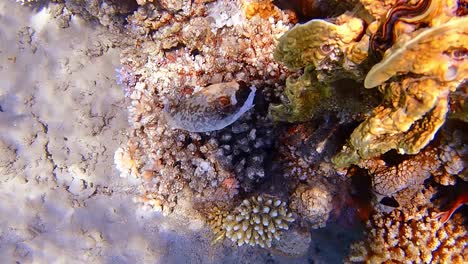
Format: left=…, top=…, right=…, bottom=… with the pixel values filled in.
left=222, top=195, right=295, bottom=247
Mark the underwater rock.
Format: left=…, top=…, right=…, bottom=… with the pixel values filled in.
left=163, top=82, right=256, bottom=133
left=271, top=226, right=311, bottom=257
left=290, top=182, right=334, bottom=228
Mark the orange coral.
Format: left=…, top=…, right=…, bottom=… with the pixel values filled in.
left=241, top=0, right=281, bottom=19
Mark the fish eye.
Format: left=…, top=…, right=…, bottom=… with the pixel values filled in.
left=320, top=44, right=332, bottom=54
left=218, top=96, right=231, bottom=107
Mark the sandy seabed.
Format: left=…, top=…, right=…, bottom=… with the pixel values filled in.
left=0, top=1, right=358, bottom=263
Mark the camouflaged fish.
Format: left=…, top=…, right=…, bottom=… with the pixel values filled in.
left=163, top=81, right=256, bottom=132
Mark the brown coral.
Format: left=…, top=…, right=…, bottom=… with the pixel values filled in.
left=333, top=74, right=464, bottom=168
left=359, top=147, right=440, bottom=196
left=333, top=2, right=467, bottom=168
left=240, top=0, right=281, bottom=19
left=347, top=208, right=468, bottom=263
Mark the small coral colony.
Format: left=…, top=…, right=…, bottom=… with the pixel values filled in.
left=109, top=0, right=467, bottom=262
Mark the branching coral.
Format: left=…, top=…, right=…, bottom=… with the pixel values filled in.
left=347, top=208, right=468, bottom=263
left=209, top=195, right=295, bottom=248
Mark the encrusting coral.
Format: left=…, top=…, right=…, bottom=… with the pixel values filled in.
left=208, top=194, right=295, bottom=248
left=346, top=208, right=468, bottom=263
left=358, top=147, right=440, bottom=197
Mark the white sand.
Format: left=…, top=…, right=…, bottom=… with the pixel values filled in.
left=0, top=2, right=212, bottom=263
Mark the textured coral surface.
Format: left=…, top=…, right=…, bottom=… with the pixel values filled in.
left=347, top=208, right=468, bottom=263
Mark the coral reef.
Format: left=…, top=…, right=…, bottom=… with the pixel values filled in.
left=109, top=0, right=468, bottom=258
left=269, top=11, right=377, bottom=122
left=347, top=208, right=468, bottom=263
left=113, top=0, right=296, bottom=214
left=46, top=0, right=466, bottom=257
left=209, top=195, right=295, bottom=248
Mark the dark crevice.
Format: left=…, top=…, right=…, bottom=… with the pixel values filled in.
left=379, top=196, right=400, bottom=208
left=381, top=150, right=409, bottom=167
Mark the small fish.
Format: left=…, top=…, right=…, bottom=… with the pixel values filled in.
left=433, top=191, right=468, bottom=224
left=163, top=81, right=256, bottom=132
